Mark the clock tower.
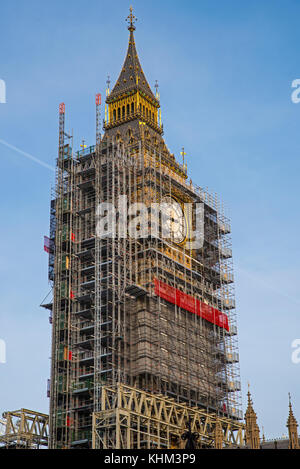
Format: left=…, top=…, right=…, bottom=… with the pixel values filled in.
left=98, top=5, right=241, bottom=421
left=47, top=8, right=242, bottom=449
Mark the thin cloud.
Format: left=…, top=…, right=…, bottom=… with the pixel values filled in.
left=0, top=139, right=55, bottom=172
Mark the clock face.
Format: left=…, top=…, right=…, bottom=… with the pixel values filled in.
left=161, top=195, right=187, bottom=245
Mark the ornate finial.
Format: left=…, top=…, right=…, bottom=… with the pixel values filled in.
left=246, top=383, right=254, bottom=408
left=287, top=392, right=299, bottom=449
left=126, top=6, right=137, bottom=31
left=288, top=393, right=296, bottom=420
left=244, top=386, right=260, bottom=449
left=80, top=139, right=87, bottom=152
left=106, top=75, right=111, bottom=96
left=180, top=147, right=187, bottom=172
left=180, top=147, right=186, bottom=165
left=155, top=80, right=160, bottom=100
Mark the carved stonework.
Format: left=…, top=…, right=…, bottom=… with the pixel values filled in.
left=287, top=396, right=299, bottom=449
left=244, top=390, right=260, bottom=449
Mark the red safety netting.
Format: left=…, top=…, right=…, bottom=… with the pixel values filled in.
left=154, top=278, right=229, bottom=331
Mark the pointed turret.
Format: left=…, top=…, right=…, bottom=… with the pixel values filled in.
left=287, top=394, right=299, bottom=449
left=108, top=8, right=157, bottom=102
left=244, top=387, right=260, bottom=449
left=103, top=8, right=187, bottom=181
left=104, top=7, right=162, bottom=142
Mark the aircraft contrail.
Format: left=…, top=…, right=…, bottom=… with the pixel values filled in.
left=0, top=138, right=55, bottom=172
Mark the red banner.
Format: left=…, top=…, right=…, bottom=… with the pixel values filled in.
left=154, top=279, right=229, bottom=331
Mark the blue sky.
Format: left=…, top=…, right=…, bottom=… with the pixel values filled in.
left=0, top=0, right=300, bottom=439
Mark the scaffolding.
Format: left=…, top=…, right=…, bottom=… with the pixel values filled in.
left=48, top=103, right=76, bottom=448
left=0, top=409, right=49, bottom=449
left=92, top=383, right=245, bottom=449
left=45, top=16, right=242, bottom=449
left=0, top=418, right=6, bottom=436
left=45, top=127, right=242, bottom=448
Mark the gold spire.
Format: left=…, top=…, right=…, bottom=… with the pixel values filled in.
left=107, top=9, right=157, bottom=103
left=287, top=394, right=299, bottom=449
left=126, top=6, right=137, bottom=31
left=104, top=10, right=164, bottom=143
left=244, top=386, right=260, bottom=449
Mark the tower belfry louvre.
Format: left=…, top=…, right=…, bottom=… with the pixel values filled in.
left=44, top=9, right=242, bottom=449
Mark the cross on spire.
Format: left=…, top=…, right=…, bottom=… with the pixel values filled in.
left=126, top=6, right=137, bottom=31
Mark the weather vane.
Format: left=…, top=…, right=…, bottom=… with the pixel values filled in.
left=126, top=6, right=137, bottom=31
